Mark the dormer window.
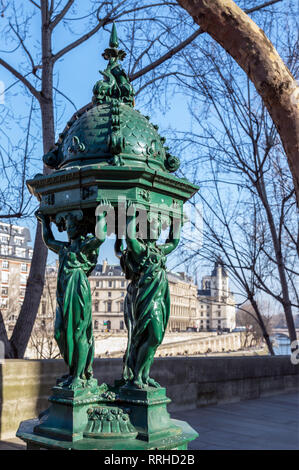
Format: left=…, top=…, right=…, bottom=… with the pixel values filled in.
left=14, top=237, right=23, bottom=246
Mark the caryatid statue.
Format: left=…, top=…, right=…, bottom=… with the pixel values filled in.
left=36, top=205, right=108, bottom=390
left=115, top=203, right=181, bottom=389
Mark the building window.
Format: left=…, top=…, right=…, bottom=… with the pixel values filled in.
left=120, top=301, right=124, bottom=312
left=14, top=237, right=22, bottom=246
left=120, top=320, right=124, bottom=330
left=108, top=292, right=111, bottom=298
left=42, top=302, right=46, bottom=315
left=21, top=264, right=28, bottom=272
left=1, top=246, right=8, bottom=255
left=2, top=260, right=8, bottom=269
left=1, top=287, right=8, bottom=296
left=121, top=292, right=125, bottom=297
left=107, top=301, right=112, bottom=313
left=94, top=320, right=99, bottom=330
left=218, top=312, right=221, bottom=317
left=95, top=301, right=99, bottom=312
left=20, top=274, right=27, bottom=284
left=16, top=248, right=25, bottom=257
left=121, top=280, right=125, bottom=287
left=108, top=280, right=113, bottom=288
left=1, top=271, right=8, bottom=282
left=0, top=298, right=8, bottom=308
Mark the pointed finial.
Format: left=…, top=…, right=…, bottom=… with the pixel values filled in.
left=109, top=23, right=119, bottom=49
left=102, top=23, right=126, bottom=62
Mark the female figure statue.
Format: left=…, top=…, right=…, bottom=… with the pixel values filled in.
left=118, top=204, right=181, bottom=389
left=36, top=208, right=107, bottom=389
left=115, top=237, right=137, bottom=383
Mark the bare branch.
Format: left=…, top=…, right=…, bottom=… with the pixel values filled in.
left=245, top=0, right=283, bottom=14
left=50, top=0, right=74, bottom=30
left=129, top=28, right=203, bottom=81
left=52, top=1, right=127, bottom=63
left=130, top=0, right=284, bottom=82
left=0, top=58, right=40, bottom=101
left=135, top=72, right=180, bottom=96
left=29, top=0, right=41, bottom=8
left=9, top=21, right=37, bottom=73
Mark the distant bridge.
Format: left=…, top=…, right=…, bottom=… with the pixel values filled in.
left=273, top=328, right=299, bottom=339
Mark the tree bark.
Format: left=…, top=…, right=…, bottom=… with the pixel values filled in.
left=177, top=0, right=299, bottom=203
left=9, top=4, right=54, bottom=358
left=248, top=295, right=275, bottom=355
left=0, top=310, right=13, bottom=358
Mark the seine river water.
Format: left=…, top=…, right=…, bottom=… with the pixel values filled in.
left=272, top=334, right=291, bottom=355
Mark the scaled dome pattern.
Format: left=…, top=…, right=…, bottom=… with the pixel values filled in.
left=43, top=24, right=180, bottom=174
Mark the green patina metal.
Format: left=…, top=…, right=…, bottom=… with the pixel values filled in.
left=17, top=24, right=199, bottom=450
left=115, top=204, right=181, bottom=390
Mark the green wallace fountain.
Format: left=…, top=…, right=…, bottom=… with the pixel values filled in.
left=17, top=25, right=199, bottom=450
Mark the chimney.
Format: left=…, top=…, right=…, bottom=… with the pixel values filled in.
left=102, top=259, right=108, bottom=274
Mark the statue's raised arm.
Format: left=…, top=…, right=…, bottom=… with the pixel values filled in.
left=161, top=215, right=181, bottom=255
left=126, top=202, right=146, bottom=257
left=81, top=202, right=109, bottom=255
left=35, top=211, right=66, bottom=254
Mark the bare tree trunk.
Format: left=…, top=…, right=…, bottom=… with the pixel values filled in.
left=9, top=6, right=54, bottom=358
left=0, top=310, right=13, bottom=358
left=249, top=295, right=275, bottom=355
left=178, top=0, right=299, bottom=203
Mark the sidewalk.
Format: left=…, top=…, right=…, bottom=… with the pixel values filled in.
left=173, top=391, right=299, bottom=450
left=0, top=391, right=298, bottom=450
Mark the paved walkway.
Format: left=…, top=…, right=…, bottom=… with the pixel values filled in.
left=173, top=391, right=299, bottom=450
left=0, top=392, right=298, bottom=450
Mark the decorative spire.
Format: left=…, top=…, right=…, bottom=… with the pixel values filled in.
left=109, top=22, right=119, bottom=48
left=92, top=23, right=135, bottom=106
left=102, top=22, right=126, bottom=62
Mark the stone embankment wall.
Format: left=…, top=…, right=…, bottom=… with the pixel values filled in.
left=103, top=332, right=249, bottom=358
left=0, top=356, right=298, bottom=439
left=143, top=332, right=245, bottom=357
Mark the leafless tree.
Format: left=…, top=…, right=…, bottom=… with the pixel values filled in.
left=28, top=269, right=60, bottom=359
left=0, top=0, right=295, bottom=357
left=178, top=0, right=299, bottom=204
left=236, top=301, right=273, bottom=349
left=171, top=13, right=298, bottom=351
left=179, top=173, right=276, bottom=355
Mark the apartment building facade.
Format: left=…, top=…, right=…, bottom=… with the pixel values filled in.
left=0, top=222, right=32, bottom=332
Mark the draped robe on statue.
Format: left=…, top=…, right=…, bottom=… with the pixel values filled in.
left=55, top=236, right=99, bottom=380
